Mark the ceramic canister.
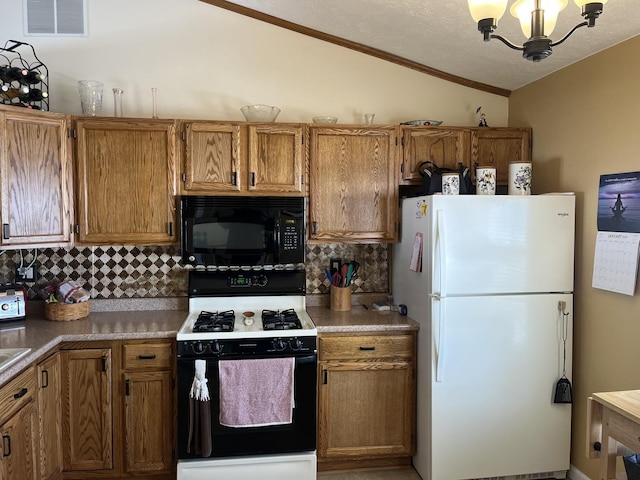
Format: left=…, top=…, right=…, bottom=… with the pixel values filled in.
left=475, top=166, right=496, bottom=195
left=508, top=162, right=532, bottom=195
left=441, top=173, right=459, bottom=195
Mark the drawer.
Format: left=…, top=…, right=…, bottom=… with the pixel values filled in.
left=319, top=334, right=414, bottom=361
left=0, top=365, right=35, bottom=423
left=122, top=342, right=173, bottom=370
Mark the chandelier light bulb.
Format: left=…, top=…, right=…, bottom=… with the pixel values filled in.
left=510, top=0, right=568, bottom=38
left=468, top=0, right=508, bottom=22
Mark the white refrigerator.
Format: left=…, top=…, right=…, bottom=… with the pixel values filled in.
left=392, top=194, right=575, bottom=480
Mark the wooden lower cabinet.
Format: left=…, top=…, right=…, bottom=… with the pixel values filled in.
left=59, top=341, right=176, bottom=480
left=1, top=401, right=37, bottom=480
left=121, top=340, right=174, bottom=475
left=0, top=365, right=37, bottom=480
left=60, top=347, right=113, bottom=474
left=37, top=352, right=62, bottom=480
left=317, top=332, right=416, bottom=470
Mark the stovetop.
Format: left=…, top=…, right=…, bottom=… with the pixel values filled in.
left=176, top=295, right=317, bottom=341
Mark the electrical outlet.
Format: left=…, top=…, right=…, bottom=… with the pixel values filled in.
left=16, top=264, right=38, bottom=283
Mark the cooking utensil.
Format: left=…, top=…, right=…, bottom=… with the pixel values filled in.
left=345, top=263, right=354, bottom=286
left=554, top=301, right=572, bottom=404
left=340, top=264, right=349, bottom=287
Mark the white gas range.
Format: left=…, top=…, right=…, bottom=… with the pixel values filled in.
left=176, top=269, right=317, bottom=480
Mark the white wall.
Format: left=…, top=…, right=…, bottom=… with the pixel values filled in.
left=1, top=0, right=508, bottom=125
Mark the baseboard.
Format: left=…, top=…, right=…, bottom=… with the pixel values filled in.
left=569, top=463, right=627, bottom=480
left=568, top=465, right=590, bottom=480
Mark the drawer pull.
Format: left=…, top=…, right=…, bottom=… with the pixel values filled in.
left=13, top=387, right=28, bottom=399
left=2, top=434, right=10, bottom=457
left=42, top=370, right=49, bottom=388
left=138, top=354, right=157, bottom=360
left=359, top=346, right=376, bottom=351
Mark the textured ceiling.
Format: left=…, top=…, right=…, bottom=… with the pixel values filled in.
left=217, top=0, right=640, bottom=93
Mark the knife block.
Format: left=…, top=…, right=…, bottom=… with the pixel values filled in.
left=330, top=286, right=351, bottom=311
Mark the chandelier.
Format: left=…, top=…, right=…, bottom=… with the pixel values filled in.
left=467, top=0, right=607, bottom=61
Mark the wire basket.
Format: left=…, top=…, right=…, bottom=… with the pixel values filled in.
left=44, top=301, right=91, bottom=321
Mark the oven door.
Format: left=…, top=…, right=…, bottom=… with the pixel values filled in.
left=177, top=353, right=317, bottom=459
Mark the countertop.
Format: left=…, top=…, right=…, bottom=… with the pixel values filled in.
left=307, top=306, right=419, bottom=333
left=0, top=299, right=419, bottom=386
left=0, top=308, right=186, bottom=385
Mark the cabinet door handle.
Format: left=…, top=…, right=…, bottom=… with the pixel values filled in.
left=312, top=222, right=318, bottom=235
left=168, top=222, right=173, bottom=236
left=251, top=172, right=256, bottom=186
left=2, top=434, right=10, bottom=457
left=125, top=379, right=130, bottom=396
left=137, top=354, right=156, bottom=360
left=231, top=172, right=237, bottom=186
left=102, top=356, right=108, bottom=372
left=13, top=387, right=28, bottom=399
left=2, top=223, right=9, bottom=239
left=359, top=346, right=376, bottom=351
left=42, top=370, right=49, bottom=388
left=323, top=369, right=327, bottom=385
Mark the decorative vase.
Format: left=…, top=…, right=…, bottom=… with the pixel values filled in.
left=441, top=173, right=460, bottom=195
left=476, top=166, right=496, bottom=195
left=508, top=162, right=532, bottom=195
left=78, top=80, right=103, bottom=116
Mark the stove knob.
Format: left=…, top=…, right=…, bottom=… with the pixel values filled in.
left=209, top=341, right=223, bottom=354
left=254, top=275, right=268, bottom=287
left=290, top=338, right=303, bottom=351
left=191, top=342, right=206, bottom=355
left=273, top=338, right=287, bottom=351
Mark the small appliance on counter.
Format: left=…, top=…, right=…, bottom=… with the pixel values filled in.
left=0, top=283, right=27, bottom=322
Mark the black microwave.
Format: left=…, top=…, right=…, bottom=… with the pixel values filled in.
left=179, top=196, right=306, bottom=268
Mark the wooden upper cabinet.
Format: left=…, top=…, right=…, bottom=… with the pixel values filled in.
left=470, top=127, right=531, bottom=185
left=74, top=118, right=178, bottom=245
left=309, top=126, right=399, bottom=243
left=400, top=127, right=470, bottom=184
left=0, top=106, right=73, bottom=247
left=181, top=122, right=304, bottom=196
left=182, top=122, right=241, bottom=192
left=246, top=124, right=303, bottom=194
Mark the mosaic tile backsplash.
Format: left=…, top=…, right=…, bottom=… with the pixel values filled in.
left=1, top=244, right=389, bottom=300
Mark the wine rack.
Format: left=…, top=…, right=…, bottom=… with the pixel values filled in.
left=0, top=39, right=49, bottom=111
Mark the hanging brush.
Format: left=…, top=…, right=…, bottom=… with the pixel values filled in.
left=554, top=301, right=572, bottom=404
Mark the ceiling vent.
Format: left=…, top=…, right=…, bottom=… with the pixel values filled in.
left=23, top=0, right=87, bottom=36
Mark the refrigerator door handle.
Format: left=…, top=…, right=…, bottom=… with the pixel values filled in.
left=435, top=209, right=446, bottom=296
left=433, top=295, right=445, bottom=382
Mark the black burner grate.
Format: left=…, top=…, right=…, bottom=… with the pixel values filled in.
left=193, top=310, right=235, bottom=332
left=262, top=308, right=302, bottom=330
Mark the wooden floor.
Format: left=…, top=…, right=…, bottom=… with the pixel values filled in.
left=317, top=467, right=422, bottom=480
